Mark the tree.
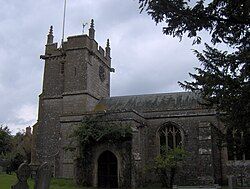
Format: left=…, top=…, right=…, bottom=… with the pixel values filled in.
left=12, top=131, right=32, bottom=163
left=0, top=127, right=31, bottom=174
left=0, top=125, right=12, bottom=156
left=153, top=147, right=187, bottom=188
left=139, top=0, right=250, bottom=133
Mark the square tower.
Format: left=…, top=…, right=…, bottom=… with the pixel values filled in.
left=32, top=20, right=112, bottom=167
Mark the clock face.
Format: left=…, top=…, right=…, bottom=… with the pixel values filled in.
left=99, top=65, right=105, bottom=82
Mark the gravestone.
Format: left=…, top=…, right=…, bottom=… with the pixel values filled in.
left=228, top=175, right=233, bottom=189
left=11, top=163, right=31, bottom=189
left=228, top=175, right=250, bottom=189
left=34, top=162, right=51, bottom=189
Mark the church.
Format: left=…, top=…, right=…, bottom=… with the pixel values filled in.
left=31, top=20, right=249, bottom=188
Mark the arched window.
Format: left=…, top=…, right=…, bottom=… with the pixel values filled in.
left=158, top=124, right=182, bottom=154
left=227, top=128, right=250, bottom=161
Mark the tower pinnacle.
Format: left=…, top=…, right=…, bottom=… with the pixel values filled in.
left=89, top=19, right=95, bottom=39
left=49, top=26, right=53, bottom=35
left=105, top=39, right=111, bottom=58
left=106, top=39, right=110, bottom=48
left=47, top=25, right=54, bottom=44
left=90, top=19, right=94, bottom=29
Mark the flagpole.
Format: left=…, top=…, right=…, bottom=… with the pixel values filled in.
left=61, top=0, right=67, bottom=46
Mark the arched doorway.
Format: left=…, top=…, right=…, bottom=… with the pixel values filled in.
left=98, top=150, right=118, bottom=188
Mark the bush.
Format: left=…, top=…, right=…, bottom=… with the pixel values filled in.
left=153, top=147, right=187, bottom=188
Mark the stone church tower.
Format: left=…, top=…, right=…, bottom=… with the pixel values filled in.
left=32, top=19, right=112, bottom=173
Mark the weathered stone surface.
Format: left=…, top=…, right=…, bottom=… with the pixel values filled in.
left=34, top=162, right=52, bottom=189
left=32, top=23, right=111, bottom=172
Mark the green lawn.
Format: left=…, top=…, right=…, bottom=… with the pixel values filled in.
left=0, top=173, right=90, bottom=189
left=0, top=173, right=229, bottom=189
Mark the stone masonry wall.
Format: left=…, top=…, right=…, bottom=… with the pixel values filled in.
left=34, top=97, right=62, bottom=167
left=144, top=111, right=222, bottom=186
left=33, top=30, right=111, bottom=172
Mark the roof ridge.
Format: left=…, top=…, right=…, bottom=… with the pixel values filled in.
left=103, top=91, right=194, bottom=100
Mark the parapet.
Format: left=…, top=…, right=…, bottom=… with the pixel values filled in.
left=42, top=19, right=111, bottom=66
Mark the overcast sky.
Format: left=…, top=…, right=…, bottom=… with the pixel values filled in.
left=0, top=0, right=204, bottom=133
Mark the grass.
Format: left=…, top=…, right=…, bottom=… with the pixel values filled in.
left=0, top=173, right=18, bottom=189
left=0, top=173, right=230, bottom=189
left=0, top=173, right=90, bottom=189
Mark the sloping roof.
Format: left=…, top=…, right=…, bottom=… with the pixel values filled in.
left=97, top=92, right=201, bottom=112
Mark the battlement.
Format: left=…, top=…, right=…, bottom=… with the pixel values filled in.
left=42, top=19, right=111, bottom=67
left=66, top=34, right=94, bottom=50
left=40, top=19, right=112, bottom=101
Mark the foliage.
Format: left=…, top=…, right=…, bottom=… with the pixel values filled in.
left=69, top=115, right=132, bottom=186
left=139, top=0, right=249, bottom=45
left=5, top=153, right=25, bottom=174
left=183, top=45, right=249, bottom=131
left=139, top=0, right=250, bottom=133
left=0, top=125, right=13, bottom=156
left=12, top=130, right=32, bottom=163
left=73, top=116, right=132, bottom=153
left=0, top=127, right=31, bottom=174
left=152, top=147, right=187, bottom=188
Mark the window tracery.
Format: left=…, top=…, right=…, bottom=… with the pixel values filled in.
left=158, top=124, right=182, bottom=154
left=227, top=128, right=250, bottom=161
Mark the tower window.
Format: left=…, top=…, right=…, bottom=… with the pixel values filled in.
left=227, top=128, right=250, bottom=161
left=60, top=62, right=65, bottom=75
left=158, top=124, right=182, bottom=155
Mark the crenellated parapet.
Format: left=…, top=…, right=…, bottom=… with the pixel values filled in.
left=41, top=19, right=111, bottom=69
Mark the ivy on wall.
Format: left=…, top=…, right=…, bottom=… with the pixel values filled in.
left=74, top=115, right=132, bottom=151
left=67, top=115, right=132, bottom=186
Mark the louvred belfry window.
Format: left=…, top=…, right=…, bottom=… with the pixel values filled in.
left=60, top=62, right=65, bottom=75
